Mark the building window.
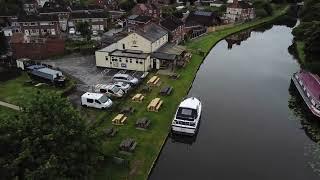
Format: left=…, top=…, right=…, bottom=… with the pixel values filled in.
left=126, top=60, right=128, bottom=63
left=105, top=57, right=108, bottom=61
left=136, top=60, right=138, bottom=64
left=122, top=44, right=125, bottom=49
left=130, top=60, right=132, bottom=63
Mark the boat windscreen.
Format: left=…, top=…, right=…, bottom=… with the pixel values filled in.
left=176, top=107, right=197, bottom=121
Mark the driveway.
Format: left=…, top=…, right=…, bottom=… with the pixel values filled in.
left=42, top=55, right=112, bottom=86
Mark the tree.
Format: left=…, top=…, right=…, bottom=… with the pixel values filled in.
left=119, top=0, right=136, bottom=11
left=76, top=22, right=91, bottom=39
left=0, top=91, right=104, bottom=179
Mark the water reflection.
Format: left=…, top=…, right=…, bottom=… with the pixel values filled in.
left=225, top=30, right=251, bottom=49
left=169, top=119, right=201, bottom=145
left=288, top=81, right=320, bottom=142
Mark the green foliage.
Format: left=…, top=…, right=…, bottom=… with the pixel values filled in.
left=119, top=0, right=136, bottom=11
left=292, top=22, right=318, bottom=41
left=0, top=91, right=104, bottom=179
left=253, top=0, right=274, bottom=17
left=76, top=22, right=91, bottom=40
left=0, top=32, right=8, bottom=54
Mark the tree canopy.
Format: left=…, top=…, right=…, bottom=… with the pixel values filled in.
left=0, top=91, right=104, bottom=179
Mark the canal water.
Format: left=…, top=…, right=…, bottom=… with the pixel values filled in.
left=150, top=21, right=320, bottom=179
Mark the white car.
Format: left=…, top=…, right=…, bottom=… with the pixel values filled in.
left=81, top=92, right=112, bottom=109
left=112, top=73, right=139, bottom=85
left=111, top=81, right=131, bottom=93
left=92, top=30, right=98, bottom=36
left=171, top=97, right=202, bottom=136
left=95, top=84, right=125, bottom=98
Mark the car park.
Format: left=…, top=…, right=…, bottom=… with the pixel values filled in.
left=112, top=73, right=139, bottom=85
left=81, top=92, right=113, bottom=109
left=95, top=84, right=125, bottom=98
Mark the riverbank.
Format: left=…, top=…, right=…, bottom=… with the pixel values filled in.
left=94, top=5, right=289, bottom=180
left=295, top=41, right=306, bottom=63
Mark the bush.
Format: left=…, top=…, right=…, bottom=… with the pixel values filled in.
left=255, top=9, right=268, bottom=18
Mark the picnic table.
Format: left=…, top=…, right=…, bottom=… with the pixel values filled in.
left=119, top=138, right=137, bottom=152
left=136, top=117, right=150, bottom=129
left=147, top=76, right=161, bottom=86
left=120, top=106, right=135, bottom=115
left=147, top=98, right=163, bottom=112
left=112, top=114, right=127, bottom=125
left=131, top=93, right=144, bottom=102
left=104, top=127, right=118, bottom=137
left=160, top=86, right=173, bottom=96
left=141, top=85, right=152, bottom=93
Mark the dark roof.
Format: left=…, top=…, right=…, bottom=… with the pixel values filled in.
left=17, top=14, right=59, bottom=22
left=70, top=11, right=109, bottom=19
left=110, top=49, right=149, bottom=59
left=228, top=1, right=253, bottom=9
left=151, top=52, right=176, bottom=61
left=160, top=16, right=184, bottom=31
left=70, top=4, right=104, bottom=12
left=101, top=32, right=128, bottom=46
left=39, top=2, right=69, bottom=14
left=134, top=15, right=152, bottom=23
left=136, top=23, right=168, bottom=42
left=185, top=11, right=221, bottom=27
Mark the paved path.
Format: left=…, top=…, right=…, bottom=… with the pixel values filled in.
left=0, top=101, right=21, bottom=111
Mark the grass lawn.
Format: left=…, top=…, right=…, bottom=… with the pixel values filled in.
left=0, top=73, right=75, bottom=112
left=0, top=106, right=17, bottom=120
left=94, top=5, right=289, bottom=180
left=296, top=41, right=306, bottom=63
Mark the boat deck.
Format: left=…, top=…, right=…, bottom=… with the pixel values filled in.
left=297, top=71, right=320, bottom=102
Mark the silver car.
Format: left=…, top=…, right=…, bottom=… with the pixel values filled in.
left=111, top=81, right=131, bottom=93
left=112, top=73, right=139, bottom=85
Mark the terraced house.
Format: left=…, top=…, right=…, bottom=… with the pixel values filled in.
left=17, top=14, right=60, bottom=36
left=69, top=11, right=109, bottom=32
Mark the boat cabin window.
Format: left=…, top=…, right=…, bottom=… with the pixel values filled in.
left=176, top=107, right=197, bottom=121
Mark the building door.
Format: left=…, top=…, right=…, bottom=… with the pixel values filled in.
left=153, top=59, right=157, bottom=69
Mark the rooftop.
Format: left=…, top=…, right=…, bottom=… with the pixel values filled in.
left=70, top=11, right=109, bottom=19
left=110, top=50, right=150, bottom=59
left=185, top=10, right=221, bottom=27
left=136, top=23, right=168, bottom=42
left=156, top=43, right=186, bottom=55
left=228, top=1, right=253, bottom=9
left=179, top=97, right=200, bottom=110
left=128, top=15, right=152, bottom=23
left=18, top=14, right=59, bottom=22
left=160, top=16, right=184, bottom=31
left=151, top=52, right=176, bottom=61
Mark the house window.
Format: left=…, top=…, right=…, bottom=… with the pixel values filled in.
left=122, top=44, right=125, bottom=49
left=136, top=60, right=138, bottom=64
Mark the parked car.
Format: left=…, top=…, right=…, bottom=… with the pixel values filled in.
left=95, top=84, right=125, bottom=98
left=112, top=73, right=139, bottom=85
left=92, top=30, right=98, bottom=36
left=81, top=92, right=112, bottom=109
left=111, top=81, right=131, bottom=93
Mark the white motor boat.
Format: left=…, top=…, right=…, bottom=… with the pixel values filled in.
left=171, top=97, right=202, bottom=135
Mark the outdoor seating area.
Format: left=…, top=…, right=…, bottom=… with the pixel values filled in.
left=120, top=106, right=135, bottom=115
left=147, top=98, right=163, bottom=112
left=160, top=86, right=173, bottom=96
left=141, top=85, right=152, bottom=93
left=119, top=138, right=137, bottom=153
left=131, top=93, right=145, bottom=102
left=147, top=76, right=161, bottom=87
left=112, top=114, right=128, bottom=125
left=104, top=127, right=118, bottom=137
left=136, top=117, right=151, bottom=130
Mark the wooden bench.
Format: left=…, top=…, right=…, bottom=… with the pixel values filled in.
left=147, top=98, right=163, bottom=112
left=160, top=86, right=173, bottom=96
left=112, top=114, right=128, bottom=125
left=131, top=93, right=144, bottom=102
left=147, top=76, right=161, bottom=86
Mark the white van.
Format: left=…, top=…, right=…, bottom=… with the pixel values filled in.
left=81, top=92, right=112, bottom=109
